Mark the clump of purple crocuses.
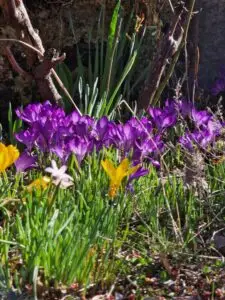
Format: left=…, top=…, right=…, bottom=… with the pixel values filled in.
left=15, top=99, right=224, bottom=172
left=15, top=101, right=163, bottom=170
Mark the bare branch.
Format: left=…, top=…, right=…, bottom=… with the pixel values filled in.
left=137, top=0, right=196, bottom=111
left=0, top=37, right=81, bottom=115
left=5, top=46, right=32, bottom=80
left=33, top=50, right=66, bottom=78
left=138, top=3, right=186, bottom=110
left=0, top=0, right=75, bottom=108
left=167, top=0, right=175, bottom=13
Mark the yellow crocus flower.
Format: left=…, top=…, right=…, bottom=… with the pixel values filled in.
left=0, top=143, right=19, bottom=172
left=26, top=176, right=51, bottom=192
left=101, top=158, right=139, bottom=198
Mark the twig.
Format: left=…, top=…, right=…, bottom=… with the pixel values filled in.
left=0, top=38, right=44, bottom=56
left=0, top=0, right=82, bottom=114
left=138, top=0, right=196, bottom=110
left=126, top=275, right=138, bottom=288
left=137, top=3, right=186, bottom=110
left=107, top=277, right=118, bottom=298
left=167, top=0, right=175, bottom=13
left=52, top=70, right=80, bottom=112
left=152, top=0, right=196, bottom=106
left=5, top=46, right=32, bottom=80
left=210, top=246, right=225, bottom=262
left=186, top=0, right=200, bottom=102
left=7, top=0, right=44, bottom=54
left=177, top=251, right=225, bottom=261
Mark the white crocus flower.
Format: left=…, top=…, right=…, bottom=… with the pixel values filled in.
left=45, top=160, right=74, bottom=189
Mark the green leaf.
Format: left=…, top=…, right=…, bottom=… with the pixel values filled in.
left=101, top=0, right=121, bottom=95
left=105, top=50, right=137, bottom=115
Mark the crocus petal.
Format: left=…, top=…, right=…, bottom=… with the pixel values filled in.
left=58, top=165, right=68, bottom=174
left=116, top=158, right=130, bottom=183
left=45, top=160, right=74, bottom=189
left=0, top=144, right=7, bottom=172
left=51, top=160, right=58, bottom=170
left=15, top=151, right=36, bottom=172
left=0, top=143, right=19, bottom=172
left=128, top=167, right=149, bottom=182
left=7, top=145, right=20, bottom=166
left=101, top=159, right=116, bottom=180
left=27, top=176, right=50, bottom=192
left=125, top=164, right=140, bottom=177
left=45, top=167, right=54, bottom=174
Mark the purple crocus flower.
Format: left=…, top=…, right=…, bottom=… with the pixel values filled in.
left=74, top=115, right=94, bottom=137
left=138, top=117, right=153, bottom=139
left=148, top=107, right=177, bottom=131
left=177, top=100, right=193, bottom=117
left=109, top=123, right=137, bottom=155
left=127, top=117, right=153, bottom=139
left=32, top=121, right=56, bottom=151
left=180, top=129, right=216, bottom=151
left=15, top=128, right=39, bottom=151
left=120, top=123, right=136, bottom=151
left=161, top=113, right=177, bottom=129
left=91, top=117, right=117, bottom=151
left=50, top=139, right=71, bottom=162
left=128, top=167, right=149, bottom=182
left=133, top=135, right=164, bottom=163
left=192, top=129, right=215, bottom=149
left=91, top=116, right=109, bottom=141
left=191, top=108, right=212, bottom=128
left=15, top=151, right=37, bottom=172
left=69, top=137, right=92, bottom=164
left=164, top=99, right=178, bottom=114
left=149, top=158, right=161, bottom=168
left=179, top=133, right=194, bottom=151
left=70, top=110, right=81, bottom=125
left=15, top=103, right=42, bottom=124
left=16, top=101, right=68, bottom=153
left=16, top=101, right=66, bottom=125
left=127, top=167, right=149, bottom=193
left=135, top=135, right=164, bottom=156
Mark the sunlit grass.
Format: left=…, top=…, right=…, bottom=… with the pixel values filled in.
left=0, top=146, right=224, bottom=298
